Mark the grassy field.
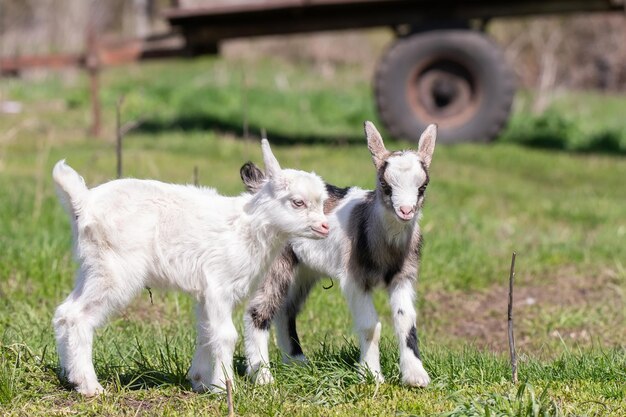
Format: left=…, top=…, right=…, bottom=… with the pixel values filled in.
left=0, top=57, right=625, bottom=416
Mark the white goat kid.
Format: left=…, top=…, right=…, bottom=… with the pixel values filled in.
left=52, top=139, right=329, bottom=396
left=242, top=122, right=436, bottom=387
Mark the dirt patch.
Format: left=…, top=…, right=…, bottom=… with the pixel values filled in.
left=423, top=266, right=625, bottom=351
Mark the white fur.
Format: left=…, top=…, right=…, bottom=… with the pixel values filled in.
left=52, top=140, right=328, bottom=396
left=385, top=152, right=427, bottom=221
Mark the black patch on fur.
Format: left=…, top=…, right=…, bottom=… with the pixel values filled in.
left=406, top=325, right=422, bottom=360
left=397, top=309, right=404, bottom=316
left=416, top=234, right=424, bottom=260
left=417, top=160, right=430, bottom=200
left=378, top=161, right=392, bottom=196
left=278, top=271, right=317, bottom=359
left=247, top=247, right=299, bottom=331
left=288, top=315, right=304, bottom=356
left=240, top=161, right=265, bottom=192
left=384, top=263, right=402, bottom=285
left=353, top=203, right=377, bottom=291
left=326, top=183, right=349, bottom=200
left=249, top=307, right=271, bottom=331
left=420, top=161, right=430, bottom=190
left=324, top=183, right=351, bottom=213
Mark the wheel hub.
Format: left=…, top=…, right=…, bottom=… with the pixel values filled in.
left=409, top=59, right=480, bottom=128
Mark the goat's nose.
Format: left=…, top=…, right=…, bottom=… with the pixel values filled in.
left=399, top=206, right=414, bottom=216
left=320, top=222, right=330, bottom=232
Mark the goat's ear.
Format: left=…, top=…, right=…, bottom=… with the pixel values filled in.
left=240, top=162, right=266, bottom=193
left=261, top=138, right=282, bottom=179
left=364, top=121, right=388, bottom=169
left=417, top=124, right=437, bottom=169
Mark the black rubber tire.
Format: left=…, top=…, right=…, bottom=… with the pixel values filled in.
left=374, top=29, right=516, bottom=144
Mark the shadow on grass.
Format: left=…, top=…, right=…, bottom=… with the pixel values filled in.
left=66, top=356, right=251, bottom=392
left=113, top=369, right=190, bottom=391
left=136, top=114, right=364, bottom=146
left=309, top=339, right=361, bottom=368
left=501, top=111, right=626, bottom=155
left=509, top=131, right=625, bottom=155
left=50, top=363, right=191, bottom=392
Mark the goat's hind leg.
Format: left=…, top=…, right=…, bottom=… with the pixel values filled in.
left=53, top=265, right=136, bottom=396
left=273, top=268, right=318, bottom=364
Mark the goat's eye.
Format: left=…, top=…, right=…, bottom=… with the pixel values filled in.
left=418, top=185, right=427, bottom=195
left=291, top=199, right=305, bottom=208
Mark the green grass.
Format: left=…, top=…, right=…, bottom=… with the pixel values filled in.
left=0, top=57, right=625, bottom=415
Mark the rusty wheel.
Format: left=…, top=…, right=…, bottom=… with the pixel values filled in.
left=375, top=29, right=515, bottom=143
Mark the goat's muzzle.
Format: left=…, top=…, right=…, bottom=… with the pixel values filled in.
left=396, top=206, right=415, bottom=221
left=311, top=222, right=330, bottom=238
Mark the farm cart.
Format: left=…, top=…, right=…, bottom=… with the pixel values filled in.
left=2, top=0, right=624, bottom=142
left=164, top=0, right=625, bottom=143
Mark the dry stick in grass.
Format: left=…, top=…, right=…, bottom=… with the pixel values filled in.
left=242, top=70, right=249, bottom=139
left=508, top=252, right=518, bottom=384
left=116, top=96, right=125, bottom=179
left=226, top=379, right=235, bottom=417
left=115, top=95, right=142, bottom=179
left=86, top=22, right=101, bottom=138
left=32, top=136, right=51, bottom=221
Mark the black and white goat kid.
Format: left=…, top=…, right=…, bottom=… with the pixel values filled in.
left=240, top=121, right=436, bottom=387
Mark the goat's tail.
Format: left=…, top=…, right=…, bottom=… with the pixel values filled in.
left=240, top=161, right=266, bottom=193
left=52, top=159, right=88, bottom=219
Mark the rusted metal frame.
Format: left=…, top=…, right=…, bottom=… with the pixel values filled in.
left=167, top=0, right=624, bottom=45
left=0, top=28, right=186, bottom=72
left=165, top=0, right=623, bottom=22
left=0, top=54, right=84, bottom=74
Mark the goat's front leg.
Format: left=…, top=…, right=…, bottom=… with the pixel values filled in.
left=244, top=312, right=273, bottom=384
left=343, top=277, right=384, bottom=383
left=192, top=296, right=237, bottom=393
left=244, top=247, right=300, bottom=384
left=388, top=278, right=430, bottom=387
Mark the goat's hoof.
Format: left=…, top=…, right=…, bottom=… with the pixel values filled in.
left=373, top=371, right=385, bottom=384
left=191, top=382, right=209, bottom=393
left=356, top=363, right=385, bottom=384
left=189, top=372, right=213, bottom=393
left=402, top=367, right=430, bottom=388
left=76, top=381, right=104, bottom=397
left=208, top=381, right=233, bottom=394
left=283, top=353, right=308, bottom=365
left=253, top=367, right=274, bottom=385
